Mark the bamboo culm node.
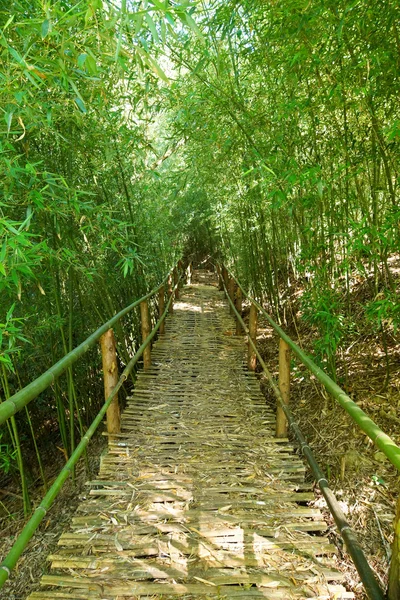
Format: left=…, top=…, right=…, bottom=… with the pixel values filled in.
left=276, top=338, right=290, bottom=438
left=100, top=329, right=120, bottom=435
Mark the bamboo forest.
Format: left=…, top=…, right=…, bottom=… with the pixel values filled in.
left=1, top=1, right=400, bottom=599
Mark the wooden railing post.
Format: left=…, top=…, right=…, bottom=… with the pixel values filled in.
left=140, top=300, right=151, bottom=369
left=388, top=496, right=400, bottom=600
left=158, top=285, right=165, bottom=335
left=228, top=278, right=236, bottom=315
left=235, top=286, right=243, bottom=335
left=248, top=303, right=258, bottom=371
left=276, top=338, right=290, bottom=437
left=100, top=329, right=120, bottom=435
left=168, top=274, right=174, bottom=314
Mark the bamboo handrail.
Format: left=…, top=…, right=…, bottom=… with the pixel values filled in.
left=222, top=277, right=385, bottom=600
left=224, top=266, right=400, bottom=473
left=0, top=267, right=177, bottom=426
left=0, top=276, right=180, bottom=588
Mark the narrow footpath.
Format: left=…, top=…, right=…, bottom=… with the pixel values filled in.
left=29, top=272, right=353, bottom=599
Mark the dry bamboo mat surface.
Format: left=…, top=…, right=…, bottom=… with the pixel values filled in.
left=28, top=271, right=353, bottom=600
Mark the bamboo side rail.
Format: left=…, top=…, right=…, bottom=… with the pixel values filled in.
left=0, top=266, right=178, bottom=426
left=221, top=277, right=385, bottom=600
left=225, top=267, right=400, bottom=473
left=0, top=277, right=180, bottom=589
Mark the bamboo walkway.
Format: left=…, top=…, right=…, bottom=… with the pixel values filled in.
left=28, top=273, right=353, bottom=600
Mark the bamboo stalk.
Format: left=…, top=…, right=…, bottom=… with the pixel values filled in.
left=388, top=496, right=400, bottom=600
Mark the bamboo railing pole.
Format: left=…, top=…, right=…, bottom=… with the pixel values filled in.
left=276, top=338, right=290, bottom=437
left=140, top=300, right=151, bottom=369
left=100, top=329, right=120, bottom=435
left=168, top=274, right=174, bottom=314
left=248, top=303, right=258, bottom=371
left=158, top=285, right=165, bottom=335
left=388, top=496, right=400, bottom=600
left=235, top=286, right=242, bottom=336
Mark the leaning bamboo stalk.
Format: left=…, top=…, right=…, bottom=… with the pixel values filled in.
left=0, top=277, right=180, bottom=589
left=388, top=497, right=400, bottom=600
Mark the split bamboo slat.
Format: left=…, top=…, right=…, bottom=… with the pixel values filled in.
left=28, top=271, right=353, bottom=600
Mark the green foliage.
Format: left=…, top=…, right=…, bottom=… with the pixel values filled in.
left=301, top=284, right=346, bottom=378
left=0, top=433, right=17, bottom=476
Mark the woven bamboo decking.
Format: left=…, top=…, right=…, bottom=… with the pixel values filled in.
left=28, top=273, right=353, bottom=600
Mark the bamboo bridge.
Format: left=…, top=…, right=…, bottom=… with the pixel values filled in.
left=1, top=266, right=399, bottom=600
left=28, top=273, right=353, bottom=599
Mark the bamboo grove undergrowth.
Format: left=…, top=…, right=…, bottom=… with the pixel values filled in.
left=1, top=0, right=400, bottom=517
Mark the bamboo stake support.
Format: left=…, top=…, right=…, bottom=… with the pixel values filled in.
left=235, top=287, right=243, bottom=335
left=140, top=300, right=151, bottom=369
left=388, top=495, right=400, bottom=600
left=174, top=268, right=180, bottom=300
left=168, top=274, right=174, bottom=314
left=228, top=278, right=236, bottom=316
left=158, top=285, right=165, bottom=335
left=100, top=329, right=120, bottom=435
left=248, top=303, right=258, bottom=371
left=276, top=338, right=290, bottom=437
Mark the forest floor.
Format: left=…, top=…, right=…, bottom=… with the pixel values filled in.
left=250, top=265, right=400, bottom=599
